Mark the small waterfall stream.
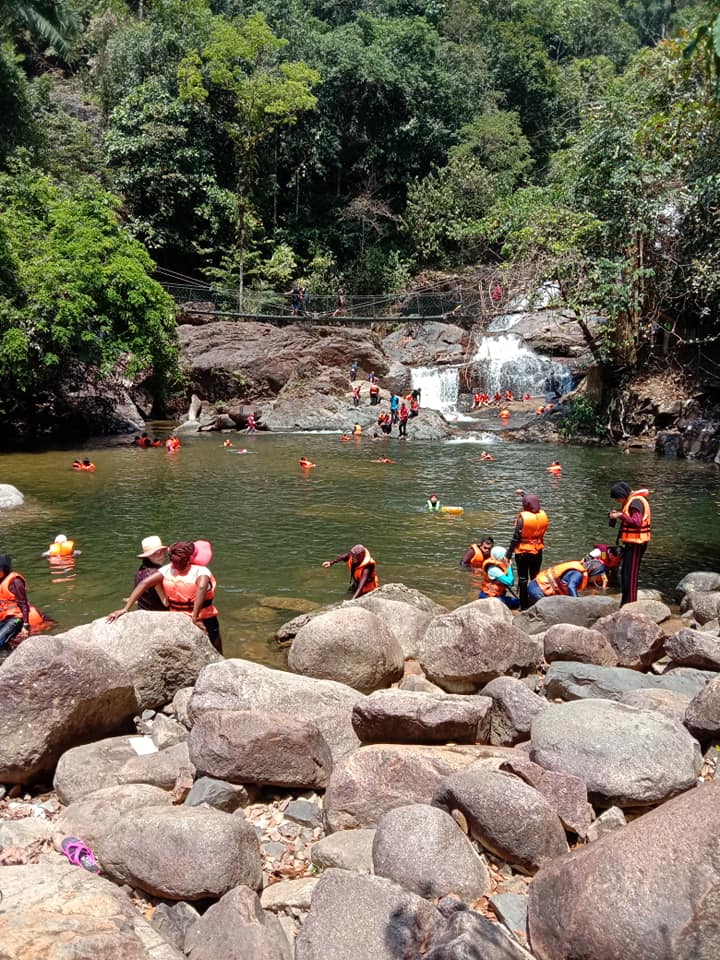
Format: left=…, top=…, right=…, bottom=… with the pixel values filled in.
left=409, top=327, right=576, bottom=415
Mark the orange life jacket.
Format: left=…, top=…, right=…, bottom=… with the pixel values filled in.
left=499, top=409, right=510, bottom=419
left=348, top=549, right=379, bottom=595
left=515, top=510, right=549, bottom=555
left=73, top=462, right=95, bottom=471
left=479, top=557, right=509, bottom=597
left=535, top=561, right=588, bottom=597
left=619, top=491, right=652, bottom=544
left=369, top=384, right=379, bottom=395
left=163, top=566, right=218, bottom=620
left=48, top=539, right=75, bottom=558
left=0, top=572, right=26, bottom=619
left=467, top=543, right=486, bottom=569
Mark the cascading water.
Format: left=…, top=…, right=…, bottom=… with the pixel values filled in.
left=410, top=365, right=460, bottom=414
left=472, top=334, right=575, bottom=397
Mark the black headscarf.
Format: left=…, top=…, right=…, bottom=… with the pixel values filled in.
left=0, top=554, right=12, bottom=576
left=610, top=482, right=631, bottom=500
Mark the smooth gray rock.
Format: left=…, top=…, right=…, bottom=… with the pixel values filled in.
left=372, top=803, right=491, bottom=900
left=480, top=676, right=548, bottom=746
left=189, top=658, right=364, bottom=760
left=184, top=885, right=291, bottom=960
left=515, top=596, right=619, bottom=635
left=490, top=893, right=529, bottom=944
left=189, top=708, right=332, bottom=788
left=185, top=776, right=251, bottom=812
left=349, top=593, right=436, bottom=659
left=527, top=782, right=720, bottom=960
left=685, top=675, right=720, bottom=740
left=173, top=687, right=194, bottom=728
left=543, top=623, right=618, bottom=666
left=619, top=687, right=691, bottom=724
left=54, top=736, right=139, bottom=804
left=675, top=571, right=720, bottom=602
left=665, top=628, right=720, bottom=670
left=118, top=741, right=193, bottom=791
left=285, top=798, right=321, bottom=826
left=433, top=766, right=569, bottom=874
left=351, top=689, right=492, bottom=744
left=585, top=806, right=627, bottom=843
left=544, top=660, right=714, bottom=702
left=152, top=901, right=201, bottom=952
left=323, top=743, right=508, bottom=832
left=151, top=713, right=188, bottom=749
left=620, top=599, right=672, bottom=623
left=60, top=611, right=221, bottom=711
left=398, top=674, right=446, bottom=694
left=530, top=698, right=702, bottom=806
left=294, top=869, right=443, bottom=960
left=593, top=611, right=665, bottom=669
left=419, top=602, right=541, bottom=693
left=310, top=829, right=376, bottom=874
left=500, top=757, right=594, bottom=838
left=684, top=590, right=720, bottom=625
left=0, top=483, right=23, bottom=508
left=55, top=783, right=172, bottom=846
left=0, top=635, right=137, bottom=784
left=261, top=877, right=319, bottom=914
left=288, top=607, right=404, bottom=694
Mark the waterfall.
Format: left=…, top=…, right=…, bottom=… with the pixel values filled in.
left=472, top=334, right=575, bottom=397
left=410, top=365, right=460, bottom=414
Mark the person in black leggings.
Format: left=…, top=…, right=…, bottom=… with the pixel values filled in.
left=507, top=493, right=550, bottom=610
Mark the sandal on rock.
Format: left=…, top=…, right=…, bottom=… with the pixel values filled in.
left=60, top=836, right=101, bottom=874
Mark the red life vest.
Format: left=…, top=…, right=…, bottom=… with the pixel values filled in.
left=0, top=572, right=24, bottom=619
left=479, top=557, right=509, bottom=597
left=515, top=510, right=549, bottom=555
left=347, top=549, right=379, bottom=595
left=619, top=491, right=652, bottom=544
left=535, top=561, right=588, bottom=597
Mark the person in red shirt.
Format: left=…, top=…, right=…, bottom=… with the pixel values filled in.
left=399, top=402, right=409, bottom=437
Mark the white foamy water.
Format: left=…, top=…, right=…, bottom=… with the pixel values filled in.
left=410, top=365, right=460, bottom=414
left=472, top=334, right=574, bottom=397
left=445, top=432, right=499, bottom=445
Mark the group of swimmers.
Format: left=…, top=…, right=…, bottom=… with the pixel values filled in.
left=472, top=389, right=532, bottom=408
left=132, top=433, right=181, bottom=451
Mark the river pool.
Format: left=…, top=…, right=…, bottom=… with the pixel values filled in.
left=1, top=431, right=719, bottom=666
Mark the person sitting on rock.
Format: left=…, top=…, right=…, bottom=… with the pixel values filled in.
left=133, top=535, right=169, bottom=612
left=527, top=555, right=606, bottom=606
left=322, top=544, right=379, bottom=599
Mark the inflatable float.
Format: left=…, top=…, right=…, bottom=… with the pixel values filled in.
left=440, top=506, right=464, bottom=515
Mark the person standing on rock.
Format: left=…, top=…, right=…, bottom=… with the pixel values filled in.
left=369, top=381, right=380, bottom=405
left=352, top=384, right=361, bottom=407
left=608, top=482, right=652, bottom=605
left=322, top=544, right=379, bottom=598
left=108, top=541, right=222, bottom=653
left=390, top=392, right=400, bottom=424
left=398, top=402, right=409, bottom=437
left=506, top=493, right=549, bottom=610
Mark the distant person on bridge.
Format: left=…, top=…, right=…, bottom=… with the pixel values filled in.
left=335, top=288, right=348, bottom=317
left=322, top=544, right=379, bottom=598
left=287, top=286, right=301, bottom=316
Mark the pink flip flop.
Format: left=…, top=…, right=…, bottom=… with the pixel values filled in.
left=60, top=836, right=101, bottom=874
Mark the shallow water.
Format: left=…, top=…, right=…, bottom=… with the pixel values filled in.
left=1, top=431, right=718, bottom=667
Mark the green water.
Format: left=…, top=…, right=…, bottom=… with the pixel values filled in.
left=2, top=431, right=719, bottom=667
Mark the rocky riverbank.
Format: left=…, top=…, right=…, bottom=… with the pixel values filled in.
left=2, top=574, right=720, bottom=958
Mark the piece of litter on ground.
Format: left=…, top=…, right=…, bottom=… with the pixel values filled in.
left=128, top=736, right=158, bottom=756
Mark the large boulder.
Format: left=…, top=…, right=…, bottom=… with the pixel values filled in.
left=425, top=897, right=535, bottom=960
left=372, top=803, right=491, bottom=900
left=419, top=602, right=541, bottom=693
left=683, top=590, right=720, bottom=625
left=54, top=735, right=139, bottom=804
left=349, top=594, right=436, bottom=659
left=61, top=800, right=262, bottom=900
left=480, top=676, right=549, bottom=746
left=530, top=698, right=702, bottom=806
left=592, top=611, right=665, bottom=669
left=544, top=660, right=714, bottom=702
left=0, top=635, right=137, bottom=783
left=294, top=869, right=443, bottom=960
left=527, top=782, right=720, bottom=960
left=433, top=766, right=569, bottom=875
left=351, top=689, right=492, bottom=744
left=543, top=624, right=618, bottom=666
left=323, top=743, right=510, bottom=832
left=675, top=570, right=720, bottom=602
left=184, top=885, right=291, bottom=960
left=665, top=627, right=720, bottom=670
left=500, top=757, right=594, bottom=838
left=288, top=607, right=404, bottom=694
left=60, top=611, right=221, bottom=711
left=619, top=598, right=672, bottom=623
left=0, top=861, right=184, bottom=960
left=188, top=708, right=332, bottom=788
left=514, top=596, right=619, bottom=635
left=0, top=483, right=24, bottom=508
left=362, top=582, right=448, bottom=615
left=188, top=658, right=363, bottom=760
left=618, top=687, right=691, bottom=724
left=684, top=675, right=720, bottom=740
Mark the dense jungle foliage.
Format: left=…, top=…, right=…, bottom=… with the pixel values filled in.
left=1, top=0, right=719, bottom=418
